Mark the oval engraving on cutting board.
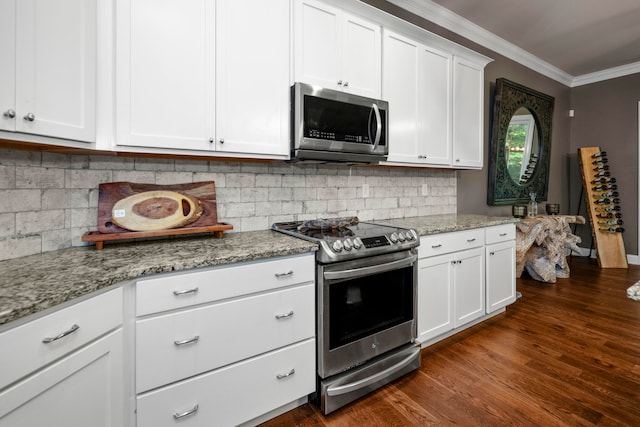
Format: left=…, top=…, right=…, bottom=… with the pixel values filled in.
left=111, top=190, right=203, bottom=231
left=132, top=197, right=179, bottom=219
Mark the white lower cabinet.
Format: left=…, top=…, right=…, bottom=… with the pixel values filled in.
left=485, top=224, right=517, bottom=313
left=136, top=339, right=315, bottom=427
left=418, top=247, right=484, bottom=342
left=0, top=289, right=124, bottom=427
left=0, top=329, right=123, bottom=427
left=133, top=253, right=316, bottom=426
left=417, top=224, right=516, bottom=345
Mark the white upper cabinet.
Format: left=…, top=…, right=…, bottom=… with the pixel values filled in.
left=383, top=31, right=451, bottom=166
left=383, top=28, right=489, bottom=169
left=116, top=0, right=214, bottom=152
left=0, top=0, right=16, bottom=133
left=116, top=0, right=290, bottom=158
left=294, top=0, right=381, bottom=99
left=215, top=0, right=290, bottom=156
left=452, top=57, right=484, bottom=168
left=0, top=0, right=96, bottom=142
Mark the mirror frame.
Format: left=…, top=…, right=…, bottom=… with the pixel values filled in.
left=487, top=78, right=555, bottom=205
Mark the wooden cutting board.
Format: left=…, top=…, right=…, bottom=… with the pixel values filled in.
left=97, top=182, right=218, bottom=234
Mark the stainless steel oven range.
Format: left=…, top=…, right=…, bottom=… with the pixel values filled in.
left=272, top=217, right=421, bottom=414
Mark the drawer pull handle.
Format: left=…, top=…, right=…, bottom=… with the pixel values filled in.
left=173, top=287, right=199, bottom=296
left=431, top=244, right=442, bottom=248
left=490, top=251, right=495, bottom=256
left=467, top=238, right=476, bottom=242
left=174, top=336, right=200, bottom=346
left=173, top=404, right=199, bottom=420
left=274, top=270, right=294, bottom=278
left=275, top=310, right=294, bottom=320
left=42, top=324, right=80, bottom=344
left=499, top=232, right=508, bottom=236
left=276, top=368, right=296, bottom=380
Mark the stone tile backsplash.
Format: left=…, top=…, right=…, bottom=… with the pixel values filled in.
left=0, top=148, right=457, bottom=260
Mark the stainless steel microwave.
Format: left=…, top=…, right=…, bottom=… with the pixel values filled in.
left=291, top=82, right=389, bottom=163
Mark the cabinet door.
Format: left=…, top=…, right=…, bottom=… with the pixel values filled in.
left=382, top=31, right=420, bottom=164
left=486, top=240, right=516, bottom=313
left=0, top=0, right=16, bottom=132
left=294, top=0, right=342, bottom=91
left=116, top=0, right=214, bottom=151
left=14, top=0, right=96, bottom=142
left=452, top=56, right=484, bottom=168
left=0, top=329, right=124, bottom=427
left=294, top=0, right=381, bottom=98
left=215, top=0, right=289, bottom=156
left=419, top=45, right=451, bottom=166
left=342, top=12, right=381, bottom=98
left=453, top=247, right=485, bottom=327
left=417, top=254, right=454, bottom=342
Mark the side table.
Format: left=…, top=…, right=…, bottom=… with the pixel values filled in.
left=516, top=215, right=585, bottom=283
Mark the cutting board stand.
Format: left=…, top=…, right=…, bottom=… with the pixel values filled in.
left=577, top=146, right=627, bottom=268
left=82, top=223, right=233, bottom=250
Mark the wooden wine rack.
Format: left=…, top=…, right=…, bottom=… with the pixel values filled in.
left=577, top=146, right=627, bottom=268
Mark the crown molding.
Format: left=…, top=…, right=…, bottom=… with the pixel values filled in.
left=571, top=61, right=640, bottom=87
left=385, top=0, right=639, bottom=87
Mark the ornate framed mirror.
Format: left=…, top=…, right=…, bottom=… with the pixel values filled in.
left=487, top=78, right=555, bottom=205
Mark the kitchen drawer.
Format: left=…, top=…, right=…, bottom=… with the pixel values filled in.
left=485, top=224, right=516, bottom=244
left=136, top=283, right=315, bottom=393
left=135, top=253, right=314, bottom=316
left=136, top=338, right=316, bottom=427
left=0, top=288, right=122, bottom=390
left=419, top=228, right=485, bottom=258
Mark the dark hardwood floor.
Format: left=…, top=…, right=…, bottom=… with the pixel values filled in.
left=261, top=256, right=640, bottom=426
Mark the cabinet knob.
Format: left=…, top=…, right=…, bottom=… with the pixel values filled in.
left=23, top=112, right=35, bottom=122
left=219, top=138, right=224, bottom=144
left=209, top=137, right=214, bottom=143
left=455, top=158, right=461, bottom=163
left=3, top=109, right=15, bottom=118
left=337, top=80, right=343, bottom=86
left=343, top=81, right=349, bottom=87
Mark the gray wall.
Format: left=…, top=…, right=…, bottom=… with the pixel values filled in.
left=570, top=74, right=640, bottom=255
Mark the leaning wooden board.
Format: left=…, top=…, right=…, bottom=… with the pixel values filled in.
left=97, top=181, right=219, bottom=233
left=82, top=181, right=232, bottom=249
left=577, top=147, right=627, bottom=268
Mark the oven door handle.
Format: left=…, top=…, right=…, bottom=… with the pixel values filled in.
left=325, top=346, right=420, bottom=397
left=324, top=254, right=417, bottom=281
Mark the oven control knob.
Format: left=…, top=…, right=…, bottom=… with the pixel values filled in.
left=397, top=232, right=406, bottom=242
left=406, top=230, right=416, bottom=241
left=353, top=237, right=363, bottom=250
left=389, top=232, right=398, bottom=243
left=332, top=240, right=344, bottom=252
left=343, top=238, right=353, bottom=251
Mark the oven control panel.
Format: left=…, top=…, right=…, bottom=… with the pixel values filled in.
left=330, top=229, right=417, bottom=254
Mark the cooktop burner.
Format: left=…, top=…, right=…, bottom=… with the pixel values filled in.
left=272, top=217, right=419, bottom=263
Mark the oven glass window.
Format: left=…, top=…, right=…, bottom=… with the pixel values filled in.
left=329, top=265, right=413, bottom=350
left=304, top=95, right=387, bottom=146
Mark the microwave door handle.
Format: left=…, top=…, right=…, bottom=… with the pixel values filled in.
left=371, top=103, right=382, bottom=149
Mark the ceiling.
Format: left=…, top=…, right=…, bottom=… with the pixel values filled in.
left=389, top=0, right=640, bottom=86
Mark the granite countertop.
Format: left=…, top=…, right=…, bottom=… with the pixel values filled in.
left=0, top=214, right=516, bottom=328
left=380, top=214, right=518, bottom=235
left=0, top=230, right=317, bottom=328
